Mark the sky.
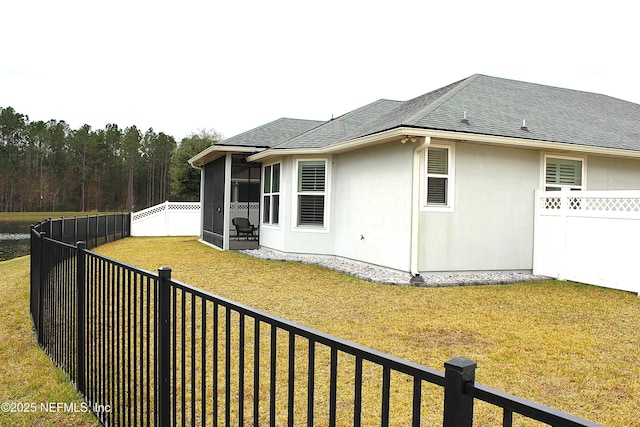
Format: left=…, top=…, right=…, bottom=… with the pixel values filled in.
left=2, top=0, right=639, bottom=142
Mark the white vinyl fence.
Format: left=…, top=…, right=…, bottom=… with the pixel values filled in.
left=131, top=201, right=201, bottom=236
left=533, top=189, right=640, bottom=295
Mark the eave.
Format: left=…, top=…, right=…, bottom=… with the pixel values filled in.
left=247, top=127, right=640, bottom=162
left=417, top=128, right=640, bottom=159
left=246, top=128, right=410, bottom=162
left=188, top=145, right=266, bottom=167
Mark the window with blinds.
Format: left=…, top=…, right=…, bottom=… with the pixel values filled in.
left=263, top=163, right=280, bottom=225
left=545, top=157, right=583, bottom=190
left=296, top=160, right=326, bottom=227
left=426, top=146, right=451, bottom=206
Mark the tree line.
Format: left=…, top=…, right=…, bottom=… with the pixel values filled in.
left=0, top=106, right=219, bottom=213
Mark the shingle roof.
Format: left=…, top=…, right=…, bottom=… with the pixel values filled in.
left=217, top=117, right=323, bottom=148
left=352, top=74, right=640, bottom=152
left=271, top=99, right=403, bottom=149
left=214, top=74, right=640, bottom=157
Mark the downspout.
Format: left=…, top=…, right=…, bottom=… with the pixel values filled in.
left=409, top=136, right=430, bottom=284
left=223, top=153, right=232, bottom=250
left=188, top=160, right=205, bottom=241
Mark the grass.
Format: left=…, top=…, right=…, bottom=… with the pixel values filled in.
left=91, top=236, right=640, bottom=426
left=0, top=212, right=117, bottom=223
left=0, top=256, right=98, bottom=426
left=4, top=235, right=638, bottom=425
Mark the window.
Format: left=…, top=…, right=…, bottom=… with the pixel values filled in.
left=544, top=156, right=583, bottom=191
left=424, top=145, right=454, bottom=210
left=295, top=160, right=327, bottom=227
left=262, top=163, right=280, bottom=225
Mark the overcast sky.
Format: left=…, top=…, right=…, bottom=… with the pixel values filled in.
left=2, top=0, right=638, bottom=141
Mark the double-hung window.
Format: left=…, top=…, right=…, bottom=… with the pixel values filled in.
left=544, top=156, right=583, bottom=191
left=296, top=160, right=327, bottom=227
left=424, top=145, right=454, bottom=211
left=263, top=163, right=280, bottom=225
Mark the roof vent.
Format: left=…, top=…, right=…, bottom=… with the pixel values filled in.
left=520, top=119, right=529, bottom=132
left=460, top=111, right=470, bottom=125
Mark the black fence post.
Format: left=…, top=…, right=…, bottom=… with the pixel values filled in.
left=37, top=231, right=47, bottom=345
left=85, top=216, right=90, bottom=248
left=30, top=226, right=39, bottom=334
left=76, top=241, right=86, bottom=395
left=157, top=267, right=172, bottom=427
left=443, top=357, right=477, bottom=427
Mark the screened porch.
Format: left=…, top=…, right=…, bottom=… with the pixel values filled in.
left=229, top=154, right=261, bottom=250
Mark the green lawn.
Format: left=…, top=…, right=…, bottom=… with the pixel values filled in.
left=0, top=256, right=98, bottom=427
left=0, top=211, right=118, bottom=223
left=4, top=236, right=639, bottom=426
left=93, top=236, right=640, bottom=426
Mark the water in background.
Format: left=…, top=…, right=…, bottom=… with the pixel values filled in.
left=0, top=221, right=31, bottom=261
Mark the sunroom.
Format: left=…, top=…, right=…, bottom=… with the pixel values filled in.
left=191, top=147, right=262, bottom=250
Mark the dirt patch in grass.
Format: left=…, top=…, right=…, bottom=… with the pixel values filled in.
left=92, top=237, right=640, bottom=426
left=409, top=326, right=494, bottom=351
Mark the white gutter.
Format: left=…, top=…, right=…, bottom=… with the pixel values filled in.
left=248, top=126, right=640, bottom=163
left=189, top=145, right=266, bottom=167
left=246, top=128, right=411, bottom=162
left=186, top=154, right=205, bottom=241
left=414, top=129, right=640, bottom=159
left=410, top=136, right=430, bottom=279
left=195, top=166, right=204, bottom=240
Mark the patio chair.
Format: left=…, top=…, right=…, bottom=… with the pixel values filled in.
left=232, top=217, right=256, bottom=240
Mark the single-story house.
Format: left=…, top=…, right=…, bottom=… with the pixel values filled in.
left=189, top=74, right=640, bottom=280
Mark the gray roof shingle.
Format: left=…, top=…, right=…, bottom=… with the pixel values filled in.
left=353, top=74, right=640, bottom=152
left=271, top=99, right=403, bottom=149
left=217, top=74, right=640, bottom=155
left=217, top=117, right=324, bottom=148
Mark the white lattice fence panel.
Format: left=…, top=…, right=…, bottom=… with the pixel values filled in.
left=534, top=189, right=640, bottom=294
left=167, top=202, right=201, bottom=211
left=582, top=197, right=640, bottom=212
left=132, top=204, right=167, bottom=221
left=132, top=201, right=201, bottom=236
left=541, top=196, right=562, bottom=210
left=538, top=190, right=640, bottom=217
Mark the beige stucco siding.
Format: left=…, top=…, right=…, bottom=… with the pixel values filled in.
left=333, top=142, right=414, bottom=271
left=260, top=156, right=336, bottom=254
left=257, top=157, right=287, bottom=251
left=587, top=156, right=640, bottom=189
left=260, top=138, right=640, bottom=273
left=418, top=142, right=540, bottom=271
left=260, top=142, right=414, bottom=268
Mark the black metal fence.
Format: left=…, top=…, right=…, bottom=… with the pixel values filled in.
left=30, top=217, right=604, bottom=426
left=33, top=213, right=131, bottom=249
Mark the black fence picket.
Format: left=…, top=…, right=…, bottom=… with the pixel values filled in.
left=30, top=214, right=604, bottom=427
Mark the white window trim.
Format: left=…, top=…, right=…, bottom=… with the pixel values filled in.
left=291, top=157, right=331, bottom=233
left=261, top=161, right=281, bottom=229
left=541, top=153, right=587, bottom=191
left=421, top=143, right=455, bottom=212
